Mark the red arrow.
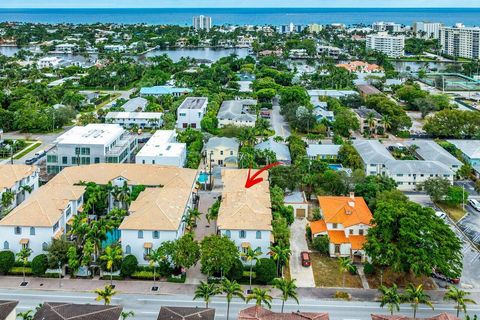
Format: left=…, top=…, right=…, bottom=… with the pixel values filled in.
left=245, top=162, right=282, bottom=189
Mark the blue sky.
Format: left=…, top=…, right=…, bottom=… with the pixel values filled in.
left=1, top=0, right=477, bottom=8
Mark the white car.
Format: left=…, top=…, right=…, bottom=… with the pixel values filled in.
left=435, top=211, right=447, bottom=219
left=469, top=199, right=480, bottom=212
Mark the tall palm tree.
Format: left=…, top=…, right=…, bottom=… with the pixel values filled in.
left=17, top=247, right=32, bottom=283
left=100, top=246, right=123, bottom=286
left=273, top=278, right=299, bottom=313
left=379, top=284, right=401, bottom=315
left=269, top=245, right=291, bottom=278
left=221, top=279, right=244, bottom=320
left=246, top=288, right=273, bottom=309
left=147, top=247, right=166, bottom=289
left=444, top=285, right=477, bottom=317
left=380, top=115, right=392, bottom=132
left=193, top=281, right=219, bottom=308
left=95, top=285, right=117, bottom=305
left=241, top=247, right=262, bottom=290
left=402, top=284, right=434, bottom=319
left=118, top=182, right=131, bottom=210
left=338, top=257, right=355, bottom=288
left=366, top=112, right=376, bottom=132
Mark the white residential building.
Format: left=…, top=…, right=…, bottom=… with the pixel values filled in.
left=0, top=165, right=39, bottom=212
left=307, top=144, right=341, bottom=160
left=404, top=140, right=462, bottom=173
left=317, top=45, right=342, bottom=59
left=37, top=57, right=62, bottom=69
left=120, top=97, right=148, bottom=112
left=440, top=25, right=480, bottom=59
left=46, top=124, right=137, bottom=174
left=366, top=33, right=405, bottom=58
left=193, top=15, right=212, bottom=31
left=54, top=43, right=78, bottom=53
left=176, top=97, right=208, bottom=129
left=217, top=99, right=257, bottom=128
left=135, top=130, right=187, bottom=167
left=205, top=137, right=239, bottom=167
left=413, top=22, right=443, bottom=39
left=104, top=45, right=127, bottom=52
left=217, top=170, right=272, bottom=262
left=105, top=112, right=163, bottom=129
left=372, top=21, right=403, bottom=33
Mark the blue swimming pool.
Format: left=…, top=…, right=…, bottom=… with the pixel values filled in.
left=198, top=172, right=209, bottom=184
left=328, top=164, right=344, bottom=171
left=102, top=229, right=121, bottom=248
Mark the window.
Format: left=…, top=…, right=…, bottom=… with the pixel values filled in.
left=81, top=157, right=90, bottom=165
left=81, top=147, right=90, bottom=155
left=230, top=151, right=234, bottom=156
left=47, top=155, right=58, bottom=163
left=220, top=150, right=224, bottom=155
left=334, top=244, right=341, bottom=254
left=53, top=222, right=59, bottom=232
left=240, top=230, right=246, bottom=238
left=42, top=242, right=48, bottom=251
left=153, top=231, right=159, bottom=239
left=72, top=157, right=78, bottom=165
left=30, top=227, right=35, bottom=235
left=225, top=230, right=231, bottom=238
left=3, top=241, right=8, bottom=250
left=349, top=229, right=353, bottom=235
left=62, top=156, right=68, bottom=165
left=75, top=147, right=81, bottom=155
left=256, top=231, right=262, bottom=239
left=125, top=245, right=131, bottom=254
left=138, top=230, right=143, bottom=239
left=94, top=157, right=100, bottom=164
left=14, top=227, right=21, bottom=235
left=332, top=223, right=338, bottom=229
left=359, top=229, right=364, bottom=235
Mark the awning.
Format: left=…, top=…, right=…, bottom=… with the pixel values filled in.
left=143, top=242, right=153, bottom=249
left=19, top=238, right=29, bottom=245
left=241, top=242, right=251, bottom=248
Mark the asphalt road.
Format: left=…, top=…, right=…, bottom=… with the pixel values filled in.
left=1, top=288, right=477, bottom=320
left=271, top=98, right=291, bottom=138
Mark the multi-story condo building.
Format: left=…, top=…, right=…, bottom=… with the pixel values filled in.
left=278, top=23, right=306, bottom=34
left=440, top=25, right=480, bottom=59
left=366, top=32, right=405, bottom=58
left=176, top=97, right=208, bottom=129
left=372, top=21, right=403, bottom=33
left=0, top=165, right=39, bottom=212
left=46, top=124, right=137, bottom=174
left=193, top=15, right=212, bottom=31
left=217, top=170, right=272, bottom=263
left=135, top=130, right=187, bottom=167
left=413, top=21, right=443, bottom=39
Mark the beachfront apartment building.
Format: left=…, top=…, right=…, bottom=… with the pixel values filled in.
left=193, top=15, right=212, bottom=31
left=413, top=21, right=443, bottom=39
left=46, top=124, right=137, bottom=174
left=366, top=32, right=405, bottom=58
left=176, top=97, right=208, bottom=129
left=105, top=112, right=163, bottom=129
left=0, top=165, right=39, bottom=212
left=135, top=130, right=187, bottom=167
left=217, top=170, right=272, bottom=262
left=217, top=99, right=257, bottom=128
left=440, top=25, right=480, bottom=59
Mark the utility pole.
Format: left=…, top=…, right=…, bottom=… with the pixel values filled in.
left=209, top=151, right=213, bottom=191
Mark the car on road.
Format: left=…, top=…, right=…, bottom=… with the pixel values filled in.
left=301, top=251, right=311, bottom=267
left=25, top=157, right=37, bottom=165
left=435, top=211, right=447, bottom=219
left=34, top=150, right=47, bottom=158
left=431, top=268, right=460, bottom=284
left=468, top=199, right=480, bottom=212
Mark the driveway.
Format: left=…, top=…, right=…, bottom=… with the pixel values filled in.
left=289, top=219, right=316, bottom=288
left=271, top=98, right=291, bottom=138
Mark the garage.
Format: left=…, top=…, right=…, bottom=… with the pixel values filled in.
left=296, top=208, right=306, bottom=218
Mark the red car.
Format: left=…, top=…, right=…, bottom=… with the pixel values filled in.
left=431, top=268, right=460, bottom=284
left=301, top=251, right=311, bottom=267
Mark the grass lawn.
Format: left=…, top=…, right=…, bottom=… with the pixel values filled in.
left=310, top=252, right=362, bottom=288
left=13, top=141, right=42, bottom=160
left=365, top=267, right=436, bottom=290
left=436, top=202, right=466, bottom=222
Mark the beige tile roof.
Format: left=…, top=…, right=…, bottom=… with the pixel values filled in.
left=0, top=165, right=37, bottom=190
left=0, top=183, right=85, bottom=227
left=217, top=169, right=272, bottom=231
left=119, top=186, right=191, bottom=231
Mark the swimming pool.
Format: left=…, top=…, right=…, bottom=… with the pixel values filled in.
left=102, top=229, right=121, bottom=248
left=198, top=172, right=209, bottom=184
left=328, top=164, right=344, bottom=171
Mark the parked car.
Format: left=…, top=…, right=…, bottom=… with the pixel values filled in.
left=301, top=251, right=311, bottom=267
left=469, top=199, right=480, bottom=212
left=25, top=157, right=37, bottom=165
left=34, top=150, right=46, bottom=158
left=431, top=268, right=460, bottom=284
left=435, top=211, right=447, bottom=219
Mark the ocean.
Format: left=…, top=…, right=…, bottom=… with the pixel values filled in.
left=0, top=8, right=479, bottom=26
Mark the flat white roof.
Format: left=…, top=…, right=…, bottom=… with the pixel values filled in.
left=136, top=130, right=186, bottom=158
left=55, top=124, right=125, bottom=146
left=106, top=112, right=163, bottom=120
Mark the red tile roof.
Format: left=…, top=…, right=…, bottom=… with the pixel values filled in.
left=238, top=306, right=329, bottom=320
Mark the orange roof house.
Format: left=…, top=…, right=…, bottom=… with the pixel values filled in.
left=336, top=61, right=383, bottom=73
left=310, top=193, right=373, bottom=261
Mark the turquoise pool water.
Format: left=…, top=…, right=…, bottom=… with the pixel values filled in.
left=328, top=164, right=344, bottom=171
left=198, top=172, right=209, bottom=184
left=102, top=229, right=121, bottom=248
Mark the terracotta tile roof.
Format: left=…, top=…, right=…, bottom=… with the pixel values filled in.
left=239, top=306, right=329, bottom=320
left=371, top=314, right=459, bottom=320
left=0, top=300, right=18, bottom=320
left=157, top=306, right=215, bottom=320
left=0, top=164, right=37, bottom=190
left=310, top=220, right=327, bottom=235
left=33, top=302, right=122, bottom=320
left=318, top=196, right=372, bottom=228
left=327, top=230, right=349, bottom=244
left=349, top=235, right=367, bottom=250
left=217, top=169, right=272, bottom=231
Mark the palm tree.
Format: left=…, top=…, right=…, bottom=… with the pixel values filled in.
left=118, top=182, right=131, bottom=210
left=147, top=247, right=166, bottom=289
left=379, top=284, right=401, bottom=315
left=241, top=247, right=262, bottom=291
left=17, top=247, right=32, bottom=283
left=100, top=246, right=123, bottom=286
left=444, top=285, right=477, bottom=317
left=221, top=279, right=244, bottom=320
left=273, top=278, right=299, bottom=313
left=193, top=281, right=219, bottom=308
left=366, top=112, right=376, bottom=132
left=380, top=115, right=392, bottom=132
left=269, top=245, right=291, bottom=277
left=338, top=257, right=354, bottom=288
left=95, top=285, right=117, bottom=305
left=1, top=190, right=15, bottom=212
left=246, top=288, right=273, bottom=309
left=402, top=284, right=434, bottom=319
left=17, top=310, right=34, bottom=320
left=120, top=311, right=135, bottom=320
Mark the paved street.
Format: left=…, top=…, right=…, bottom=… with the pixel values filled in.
left=289, top=219, right=316, bottom=287
left=271, top=98, right=291, bottom=138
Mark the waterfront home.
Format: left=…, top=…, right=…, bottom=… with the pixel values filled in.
left=0, top=165, right=39, bottom=212
left=176, top=97, right=208, bottom=129
left=205, top=137, right=239, bottom=167
left=135, top=130, right=187, bottom=167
